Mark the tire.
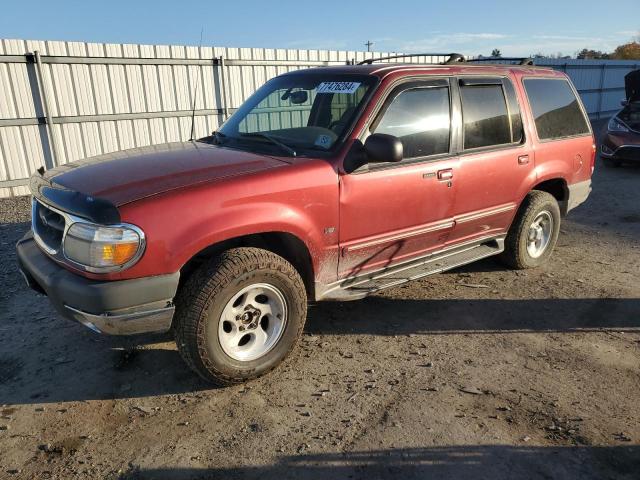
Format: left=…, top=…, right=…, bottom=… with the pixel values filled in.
left=499, top=191, right=561, bottom=270
left=174, top=247, right=307, bottom=385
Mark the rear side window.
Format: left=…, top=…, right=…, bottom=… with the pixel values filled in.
left=523, top=78, right=590, bottom=140
left=373, top=86, right=450, bottom=159
left=460, top=82, right=511, bottom=149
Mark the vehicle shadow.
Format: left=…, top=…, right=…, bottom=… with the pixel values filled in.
left=2, top=293, right=637, bottom=406
left=0, top=330, right=216, bottom=406
left=306, top=296, right=640, bottom=336
left=117, top=445, right=640, bottom=480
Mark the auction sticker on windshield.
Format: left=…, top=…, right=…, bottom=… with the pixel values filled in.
left=317, top=82, right=361, bottom=94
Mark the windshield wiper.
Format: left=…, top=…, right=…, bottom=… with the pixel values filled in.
left=238, top=132, right=297, bottom=157
left=213, top=130, right=227, bottom=144
left=194, top=131, right=226, bottom=145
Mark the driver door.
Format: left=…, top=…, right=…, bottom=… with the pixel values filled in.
left=338, top=79, right=459, bottom=278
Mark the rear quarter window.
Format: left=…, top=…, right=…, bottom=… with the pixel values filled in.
left=523, top=78, right=590, bottom=140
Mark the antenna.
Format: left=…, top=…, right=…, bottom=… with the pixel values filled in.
left=189, top=27, right=204, bottom=141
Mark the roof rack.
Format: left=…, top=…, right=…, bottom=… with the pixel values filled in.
left=467, top=57, right=535, bottom=66
left=358, top=53, right=466, bottom=65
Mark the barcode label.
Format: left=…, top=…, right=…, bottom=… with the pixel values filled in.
left=316, top=82, right=361, bottom=94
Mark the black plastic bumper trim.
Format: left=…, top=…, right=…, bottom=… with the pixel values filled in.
left=16, top=232, right=180, bottom=320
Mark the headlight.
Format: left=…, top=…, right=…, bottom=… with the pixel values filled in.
left=608, top=116, right=629, bottom=133
left=63, top=222, right=144, bottom=272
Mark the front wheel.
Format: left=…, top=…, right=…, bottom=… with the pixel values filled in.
left=174, top=247, right=307, bottom=385
left=499, top=191, right=561, bottom=269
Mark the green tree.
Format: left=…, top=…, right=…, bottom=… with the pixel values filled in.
left=491, top=48, right=502, bottom=58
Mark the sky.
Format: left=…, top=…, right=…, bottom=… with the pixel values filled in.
left=1, top=0, right=638, bottom=57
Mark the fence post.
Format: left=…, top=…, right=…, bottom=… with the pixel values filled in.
left=596, top=63, right=606, bottom=120
left=218, top=55, right=229, bottom=120
left=33, top=50, right=60, bottom=168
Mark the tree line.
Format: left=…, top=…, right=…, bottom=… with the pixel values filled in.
left=487, top=41, right=640, bottom=60
left=576, top=41, right=640, bottom=60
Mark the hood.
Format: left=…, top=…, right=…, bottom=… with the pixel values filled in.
left=625, top=69, right=640, bottom=103
left=43, top=142, right=289, bottom=206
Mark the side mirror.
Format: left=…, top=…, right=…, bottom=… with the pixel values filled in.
left=621, top=99, right=629, bottom=107
left=364, top=133, right=403, bottom=163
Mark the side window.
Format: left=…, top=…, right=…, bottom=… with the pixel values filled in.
left=460, top=81, right=511, bottom=150
left=503, top=79, right=524, bottom=144
left=523, top=78, right=590, bottom=140
left=372, top=86, right=451, bottom=159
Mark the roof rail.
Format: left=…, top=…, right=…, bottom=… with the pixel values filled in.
left=467, top=57, right=535, bottom=66
left=358, top=53, right=466, bottom=65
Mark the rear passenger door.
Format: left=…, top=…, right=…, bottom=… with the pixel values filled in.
left=447, top=76, right=533, bottom=246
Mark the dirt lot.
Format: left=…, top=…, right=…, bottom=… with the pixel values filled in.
left=0, top=121, right=639, bottom=479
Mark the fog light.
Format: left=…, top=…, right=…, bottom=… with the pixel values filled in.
left=601, top=144, right=614, bottom=155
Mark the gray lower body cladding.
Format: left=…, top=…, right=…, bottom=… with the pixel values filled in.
left=566, top=179, right=591, bottom=213
left=16, top=232, right=179, bottom=335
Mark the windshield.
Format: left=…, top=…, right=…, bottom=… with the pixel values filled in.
left=214, top=73, right=377, bottom=156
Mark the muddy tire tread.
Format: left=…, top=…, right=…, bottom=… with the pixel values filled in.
left=174, top=247, right=306, bottom=386
left=500, top=190, right=561, bottom=270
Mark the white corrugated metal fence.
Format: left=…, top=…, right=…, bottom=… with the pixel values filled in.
left=0, top=38, right=638, bottom=198
left=0, top=39, right=452, bottom=197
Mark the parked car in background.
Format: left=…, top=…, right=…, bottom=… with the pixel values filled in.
left=601, top=69, right=640, bottom=167
left=17, top=55, right=595, bottom=385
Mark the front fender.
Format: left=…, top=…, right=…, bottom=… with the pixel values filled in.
left=170, top=201, right=328, bottom=274
left=113, top=160, right=340, bottom=283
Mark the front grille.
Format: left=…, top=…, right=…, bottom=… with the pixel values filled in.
left=32, top=200, right=66, bottom=254
left=616, top=146, right=640, bottom=162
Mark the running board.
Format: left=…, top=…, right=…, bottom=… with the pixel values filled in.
left=319, top=238, right=504, bottom=301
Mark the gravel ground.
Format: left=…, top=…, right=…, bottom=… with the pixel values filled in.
left=0, top=121, right=638, bottom=479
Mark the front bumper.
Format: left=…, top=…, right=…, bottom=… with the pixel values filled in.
left=601, top=144, right=640, bottom=162
left=16, top=232, right=180, bottom=335
left=601, top=130, right=640, bottom=162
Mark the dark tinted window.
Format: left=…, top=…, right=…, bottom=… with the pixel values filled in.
left=524, top=78, right=590, bottom=140
left=373, top=86, right=450, bottom=158
left=461, top=83, right=511, bottom=149
left=503, top=79, right=524, bottom=143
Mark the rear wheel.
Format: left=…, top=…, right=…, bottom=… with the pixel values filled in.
left=174, top=247, right=307, bottom=385
left=499, top=191, right=561, bottom=269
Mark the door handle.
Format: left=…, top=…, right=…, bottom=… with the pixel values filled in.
left=518, top=155, right=530, bottom=165
left=437, top=169, right=453, bottom=181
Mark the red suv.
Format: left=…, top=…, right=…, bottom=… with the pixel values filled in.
left=17, top=55, right=595, bottom=385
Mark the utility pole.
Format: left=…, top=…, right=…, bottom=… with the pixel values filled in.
left=365, top=40, right=373, bottom=52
